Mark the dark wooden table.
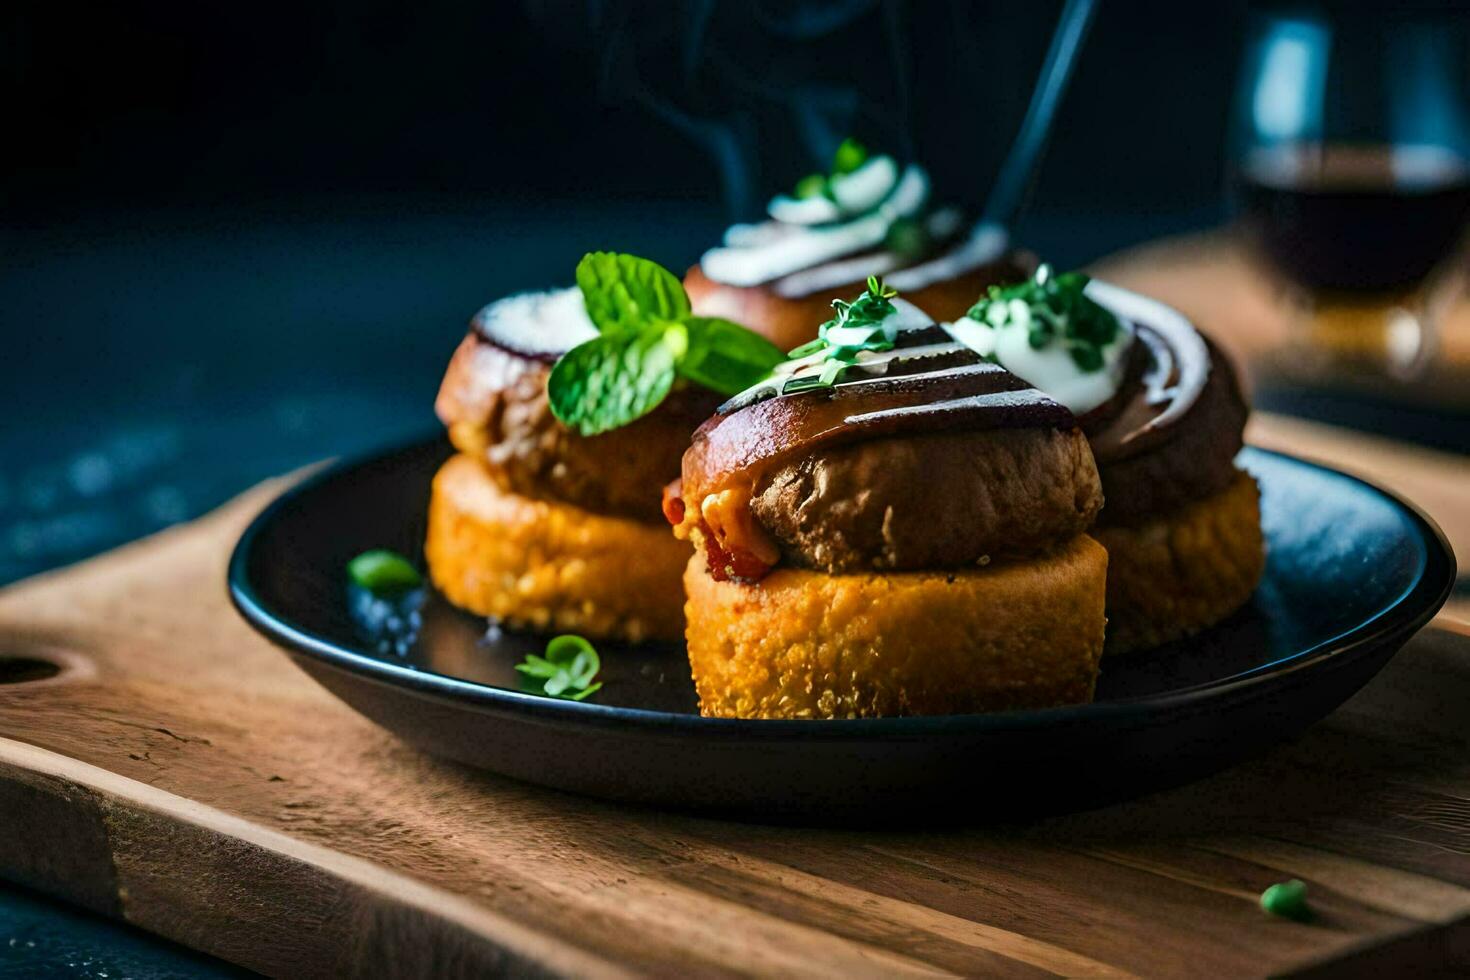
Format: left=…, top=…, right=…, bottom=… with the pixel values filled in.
left=0, top=472, right=1466, bottom=976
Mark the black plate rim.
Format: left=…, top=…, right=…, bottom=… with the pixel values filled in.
left=228, top=436, right=1456, bottom=740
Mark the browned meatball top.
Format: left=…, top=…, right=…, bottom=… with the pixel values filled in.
left=1085, top=337, right=1249, bottom=527
left=748, top=426, right=1102, bottom=573
left=436, top=331, right=718, bottom=522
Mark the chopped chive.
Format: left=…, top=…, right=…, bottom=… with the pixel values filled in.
left=794, top=173, right=827, bottom=199
left=347, top=549, right=422, bottom=595
left=884, top=217, right=930, bottom=260
left=833, top=137, right=867, bottom=175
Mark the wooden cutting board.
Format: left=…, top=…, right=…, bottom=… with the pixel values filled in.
left=0, top=437, right=1467, bottom=978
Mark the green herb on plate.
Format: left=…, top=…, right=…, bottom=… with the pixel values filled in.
left=1259, top=879, right=1312, bottom=921
left=346, top=549, right=423, bottom=596
left=516, top=634, right=604, bottom=701
left=965, top=264, right=1121, bottom=372
left=346, top=550, right=425, bottom=658
left=548, top=253, right=785, bottom=436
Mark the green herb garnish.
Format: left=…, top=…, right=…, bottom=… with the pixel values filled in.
left=833, top=137, right=868, bottom=175
left=574, top=251, right=690, bottom=335
left=548, top=253, right=785, bottom=435
left=347, top=550, right=422, bottom=595
left=794, top=173, right=827, bottom=200
left=1259, top=879, right=1312, bottom=921
left=782, top=276, right=900, bottom=390
left=884, top=217, right=931, bottom=260
left=966, top=264, right=1121, bottom=372
left=790, top=136, right=871, bottom=201
left=516, top=634, right=603, bottom=701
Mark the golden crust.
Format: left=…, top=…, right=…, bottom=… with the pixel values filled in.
left=1094, top=469, right=1265, bottom=654
left=425, top=454, right=688, bottom=642
left=683, top=535, right=1108, bottom=718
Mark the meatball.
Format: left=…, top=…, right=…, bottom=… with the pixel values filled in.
left=749, top=426, right=1102, bottom=573
left=436, top=332, right=719, bottom=522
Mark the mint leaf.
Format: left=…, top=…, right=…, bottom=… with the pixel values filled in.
left=553, top=252, right=786, bottom=429
left=547, top=327, right=679, bottom=435
left=575, top=252, right=690, bottom=335
left=677, top=317, right=786, bottom=395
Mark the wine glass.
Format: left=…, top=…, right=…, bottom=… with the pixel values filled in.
left=1229, top=3, right=1470, bottom=385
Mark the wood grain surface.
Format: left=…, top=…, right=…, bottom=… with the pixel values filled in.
left=1092, top=230, right=1470, bottom=410
left=0, top=452, right=1467, bottom=977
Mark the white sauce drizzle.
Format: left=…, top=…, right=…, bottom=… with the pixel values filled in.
left=1082, top=280, right=1209, bottom=432
left=773, top=207, right=964, bottom=299
left=937, top=277, right=1142, bottom=416
left=725, top=299, right=943, bottom=406
left=936, top=279, right=1212, bottom=417
left=952, top=313, right=1132, bottom=416
left=886, top=221, right=1009, bottom=292
left=700, top=161, right=932, bottom=288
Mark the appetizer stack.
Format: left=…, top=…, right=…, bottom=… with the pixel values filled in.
left=685, top=139, right=1032, bottom=351
left=943, top=270, right=1264, bottom=652
left=430, top=287, right=714, bottom=642
left=1071, top=284, right=1263, bottom=652
left=428, top=257, right=783, bottom=643
left=666, top=281, right=1110, bottom=718
left=423, top=179, right=1264, bottom=718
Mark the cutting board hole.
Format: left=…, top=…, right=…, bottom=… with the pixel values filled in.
left=0, top=656, right=64, bottom=685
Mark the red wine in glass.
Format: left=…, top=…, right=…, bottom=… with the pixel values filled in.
left=1238, top=142, right=1470, bottom=294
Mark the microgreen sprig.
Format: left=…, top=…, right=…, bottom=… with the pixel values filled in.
left=782, top=276, right=901, bottom=391
left=516, top=634, right=603, bottom=701
left=965, top=264, right=1121, bottom=372
left=793, top=137, right=870, bottom=201
left=547, top=253, right=785, bottom=435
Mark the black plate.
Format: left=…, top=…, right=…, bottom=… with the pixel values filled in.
left=229, top=438, right=1454, bottom=820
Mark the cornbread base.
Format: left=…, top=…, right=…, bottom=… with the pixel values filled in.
left=683, top=535, right=1108, bottom=719
left=425, top=454, right=688, bottom=643
left=1094, top=470, right=1265, bottom=655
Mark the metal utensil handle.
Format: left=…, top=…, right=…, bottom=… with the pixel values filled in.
left=981, top=0, right=1101, bottom=228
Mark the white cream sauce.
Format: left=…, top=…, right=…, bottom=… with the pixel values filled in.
left=941, top=279, right=1140, bottom=415
left=700, top=160, right=933, bottom=289
left=474, top=286, right=596, bottom=357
